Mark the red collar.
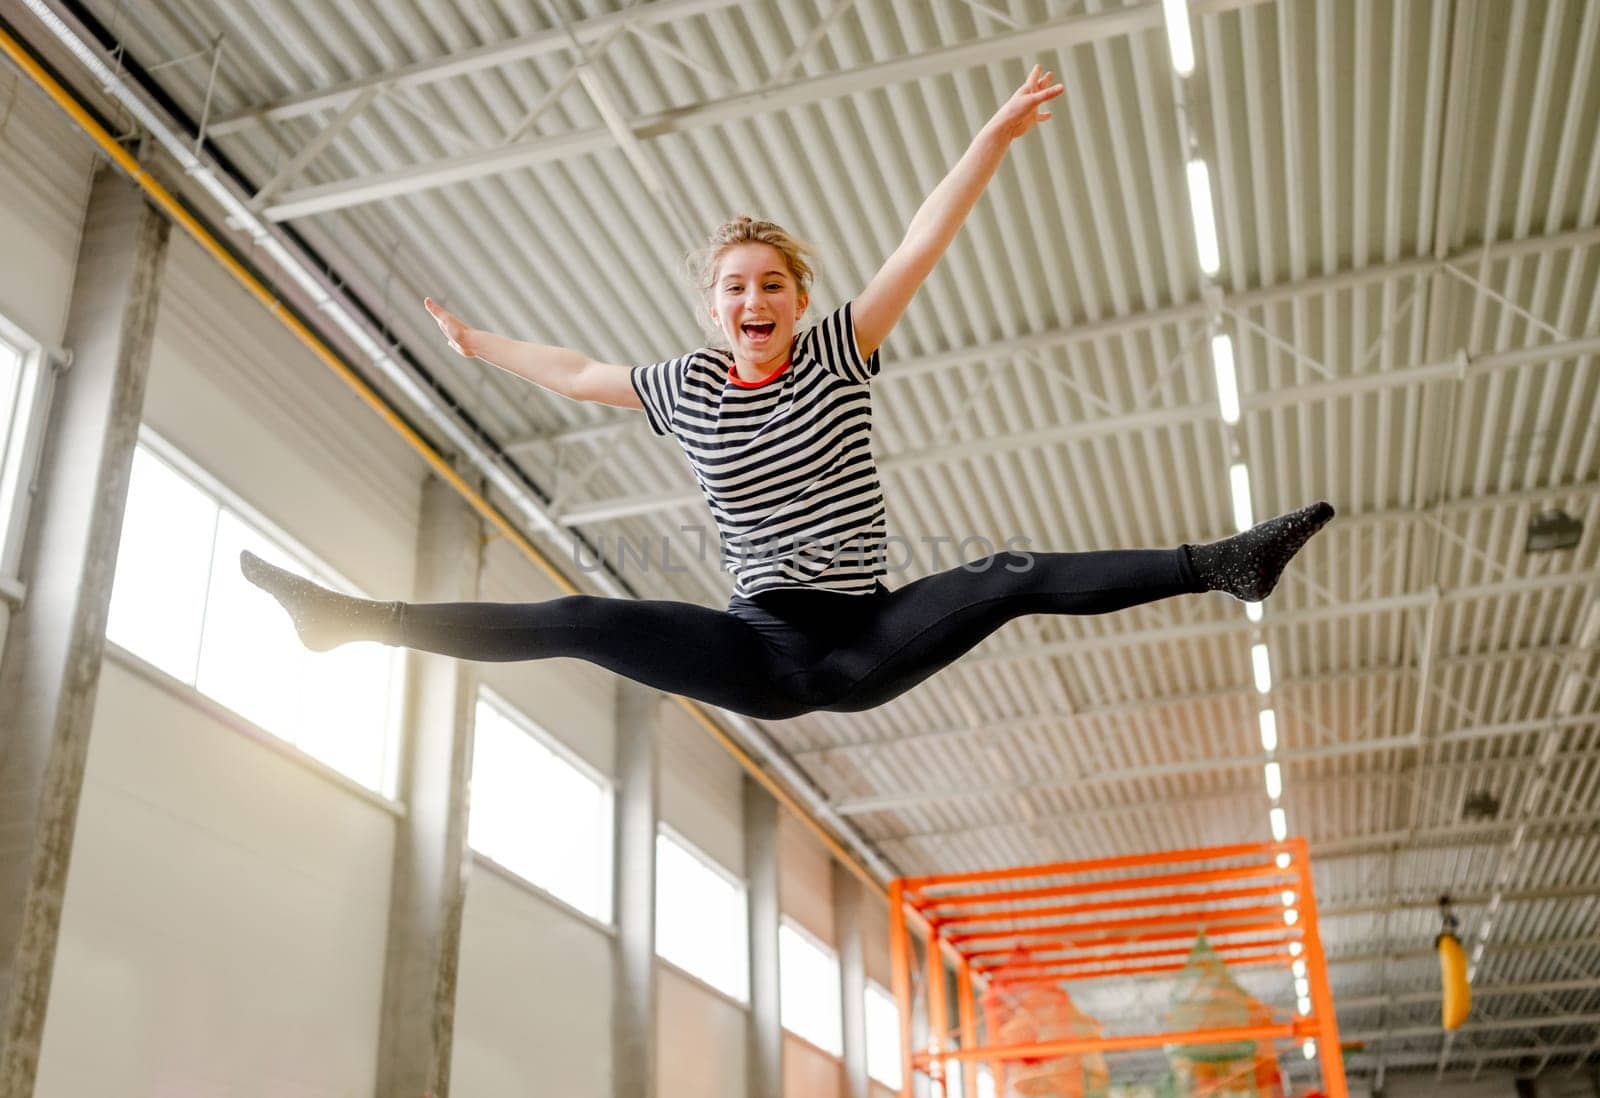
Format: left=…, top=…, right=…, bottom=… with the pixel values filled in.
left=727, top=355, right=793, bottom=389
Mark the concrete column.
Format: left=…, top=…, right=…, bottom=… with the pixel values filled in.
left=375, top=474, right=483, bottom=1098
left=834, top=862, right=869, bottom=1098
left=745, top=777, right=783, bottom=1098
left=612, top=682, right=659, bottom=1098
left=0, top=169, right=169, bottom=1096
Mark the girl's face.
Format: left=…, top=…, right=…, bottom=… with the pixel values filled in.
left=710, top=243, right=808, bottom=372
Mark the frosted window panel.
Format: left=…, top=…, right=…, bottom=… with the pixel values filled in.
left=655, top=832, right=748, bottom=1001
left=468, top=698, right=612, bottom=923
left=197, top=511, right=396, bottom=792
left=0, top=339, right=23, bottom=555
left=864, top=982, right=902, bottom=1089
left=780, top=921, right=842, bottom=1055
left=106, top=447, right=218, bottom=680
left=946, top=1064, right=996, bottom=1098
left=0, top=340, right=19, bottom=466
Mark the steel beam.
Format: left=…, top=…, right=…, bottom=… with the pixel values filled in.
left=831, top=703, right=1598, bottom=815
left=1349, top=1011, right=1600, bottom=1043
left=1344, top=1043, right=1600, bottom=1071
left=830, top=713, right=1598, bottom=816
left=510, top=223, right=1600, bottom=455
left=1338, top=978, right=1600, bottom=1012
left=875, top=793, right=1597, bottom=857
left=793, top=642, right=1577, bottom=761
left=961, top=569, right=1599, bottom=668
left=261, top=0, right=1276, bottom=220
left=1329, top=934, right=1600, bottom=970
left=555, top=332, right=1600, bottom=525
left=1324, top=885, right=1600, bottom=922
left=208, top=0, right=747, bottom=135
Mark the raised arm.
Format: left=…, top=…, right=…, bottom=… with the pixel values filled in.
left=424, top=297, right=643, bottom=409
left=852, top=65, right=1064, bottom=362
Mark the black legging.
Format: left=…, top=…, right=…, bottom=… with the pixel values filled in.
left=388, top=548, right=1200, bottom=720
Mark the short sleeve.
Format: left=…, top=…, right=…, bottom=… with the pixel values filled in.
left=630, top=356, right=689, bottom=437
left=804, top=301, right=881, bottom=384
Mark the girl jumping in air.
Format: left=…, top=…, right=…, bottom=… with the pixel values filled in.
left=243, top=66, right=1334, bottom=720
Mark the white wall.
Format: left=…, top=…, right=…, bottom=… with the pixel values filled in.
left=658, top=697, right=745, bottom=876
left=36, top=658, right=395, bottom=1098
left=780, top=809, right=836, bottom=945
left=452, top=865, right=614, bottom=1098
left=786, top=1035, right=844, bottom=1098
left=475, top=536, right=618, bottom=776
left=659, top=965, right=747, bottom=1098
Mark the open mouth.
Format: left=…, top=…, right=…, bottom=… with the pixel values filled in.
left=742, top=320, right=776, bottom=342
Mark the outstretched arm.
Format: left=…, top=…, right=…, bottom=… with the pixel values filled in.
left=424, top=297, right=643, bottom=409
left=852, top=65, right=1064, bottom=362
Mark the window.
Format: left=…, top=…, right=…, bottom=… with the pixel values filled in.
left=945, top=1063, right=997, bottom=1098
left=780, top=919, right=842, bottom=1055
left=0, top=317, right=49, bottom=581
left=105, top=435, right=403, bottom=793
left=865, top=981, right=903, bottom=1089
left=655, top=829, right=748, bottom=1001
left=468, top=692, right=613, bottom=923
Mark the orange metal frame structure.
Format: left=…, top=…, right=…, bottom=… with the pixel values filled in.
left=888, top=838, right=1346, bottom=1098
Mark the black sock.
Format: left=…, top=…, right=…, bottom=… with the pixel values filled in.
left=240, top=551, right=403, bottom=651
left=1185, top=501, right=1335, bottom=603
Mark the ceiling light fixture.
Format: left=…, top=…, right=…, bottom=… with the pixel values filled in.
left=1211, top=333, right=1239, bottom=423
left=1161, top=0, right=1196, bottom=76
left=1230, top=463, right=1254, bottom=531
left=1186, top=158, right=1221, bottom=274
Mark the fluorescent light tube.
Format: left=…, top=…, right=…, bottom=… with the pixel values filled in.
left=1162, top=0, right=1195, bottom=76
left=1230, top=462, right=1253, bottom=530
left=1186, top=158, right=1221, bottom=274
left=1252, top=643, right=1273, bottom=693
left=1211, top=333, right=1239, bottom=423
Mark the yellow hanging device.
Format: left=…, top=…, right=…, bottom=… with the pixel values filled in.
left=1437, top=897, right=1470, bottom=1030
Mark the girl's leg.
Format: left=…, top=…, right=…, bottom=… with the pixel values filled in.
left=240, top=552, right=808, bottom=720
left=815, top=501, right=1333, bottom=712
left=811, top=545, right=1199, bottom=712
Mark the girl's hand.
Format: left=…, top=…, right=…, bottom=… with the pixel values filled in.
left=424, top=297, right=478, bottom=358
left=985, top=64, right=1064, bottom=144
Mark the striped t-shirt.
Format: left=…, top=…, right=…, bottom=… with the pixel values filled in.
left=631, top=302, right=886, bottom=597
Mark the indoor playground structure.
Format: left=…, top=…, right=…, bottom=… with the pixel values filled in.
left=888, top=839, right=1346, bottom=1098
